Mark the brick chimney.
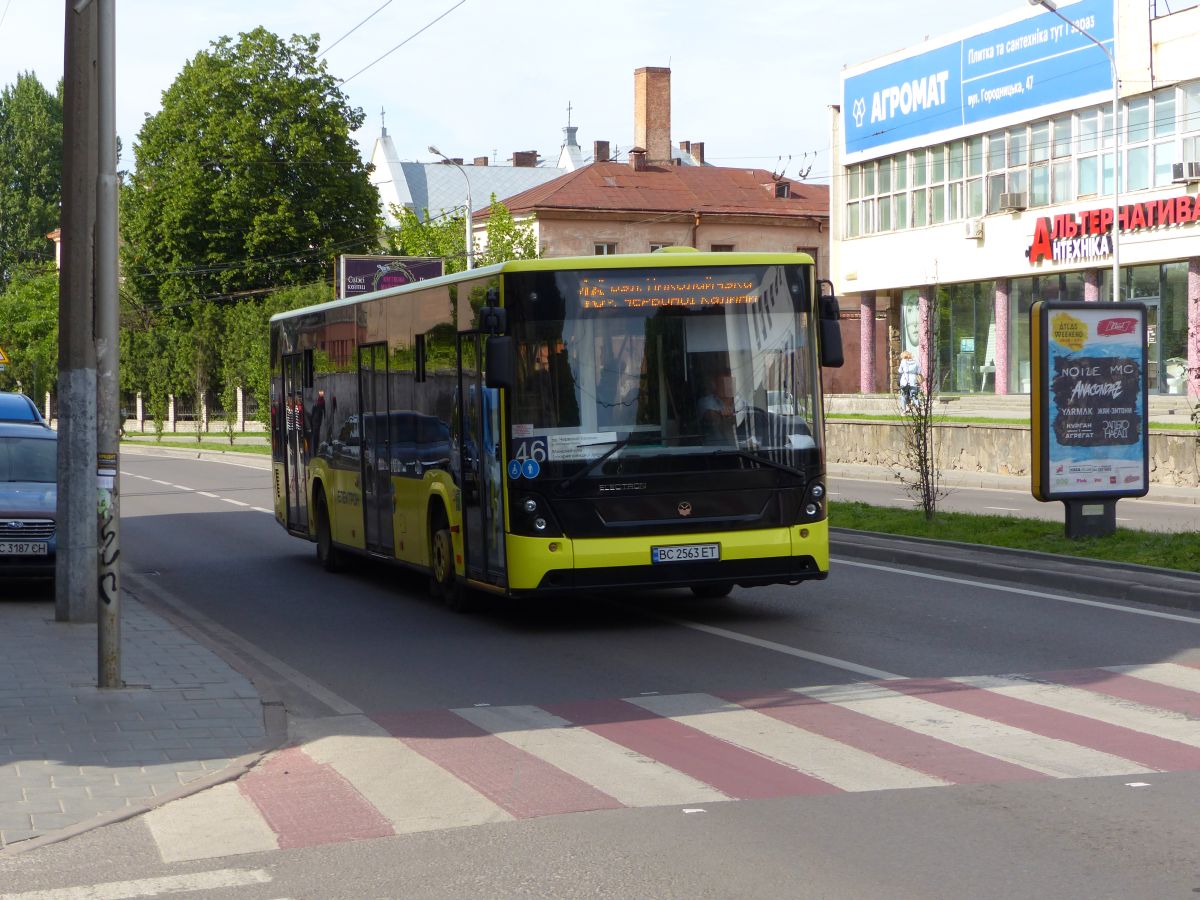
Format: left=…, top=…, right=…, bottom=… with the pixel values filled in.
left=690, top=141, right=704, bottom=165
left=512, top=150, right=538, bottom=168
left=634, top=67, right=671, bottom=165
left=473, top=156, right=489, bottom=166
left=593, top=140, right=610, bottom=163
left=629, top=147, right=647, bottom=171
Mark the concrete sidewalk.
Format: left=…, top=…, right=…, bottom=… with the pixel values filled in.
left=0, top=583, right=283, bottom=854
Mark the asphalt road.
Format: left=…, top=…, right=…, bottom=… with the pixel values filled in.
left=4, top=452, right=1199, bottom=899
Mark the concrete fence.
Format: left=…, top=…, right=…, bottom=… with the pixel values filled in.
left=826, top=419, right=1200, bottom=488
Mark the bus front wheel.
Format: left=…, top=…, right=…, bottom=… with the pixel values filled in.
left=314, top=489, right=344, bottom=573
left=429, top=512, right=469, bottom=611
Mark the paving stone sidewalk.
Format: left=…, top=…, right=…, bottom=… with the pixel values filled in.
left=0, top=589, right=273, bottom=852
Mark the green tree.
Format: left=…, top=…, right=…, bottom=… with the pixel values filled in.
left=381, top=206, right=466, bottom=272
left=0, top=73, right=63, bottom=289
left=477, top=195, right=538, bottom=266
left=121, top=28, right=381, bottom=312
left=382, top=195, right=537, bottom=274
left=0, top=269, right=58, bottom=400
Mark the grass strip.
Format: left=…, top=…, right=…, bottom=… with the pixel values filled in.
left=121, top=439, right=270, bottom=456
left=830, top=500, right=1200, bottom=575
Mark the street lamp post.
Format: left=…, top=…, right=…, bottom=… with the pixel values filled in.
left=1029, top=0, right=1120, bottom=302
left=428, top=145, right=474, bottom=270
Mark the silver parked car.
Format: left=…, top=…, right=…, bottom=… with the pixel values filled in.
left=0, top=420, right=57, bottom=580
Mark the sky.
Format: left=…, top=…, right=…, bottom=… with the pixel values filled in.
left=0, top=0, right=1023, bottom=184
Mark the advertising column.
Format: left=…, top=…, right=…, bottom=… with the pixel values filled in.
left=1030, top=301, right=1149, bottom=538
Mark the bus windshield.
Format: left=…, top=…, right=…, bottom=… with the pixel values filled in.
left=504, top=264, right=820, bottom=480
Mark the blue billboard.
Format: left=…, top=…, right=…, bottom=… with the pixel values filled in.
left=843, top=0, right=1113, bottom=159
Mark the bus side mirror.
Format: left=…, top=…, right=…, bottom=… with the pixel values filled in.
left=479, top=305, right=506, bottom=335
left=817, top=280, right=844, bottom=369
left=485, top=336, right=515, bottom=390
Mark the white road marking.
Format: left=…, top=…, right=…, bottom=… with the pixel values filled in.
left=983, top=506, right=1020, bottom=512
left=952, top=674, right=1200, bottom=749
left=221, top=498, right=251, bottom=507
left=835, top=559, right=1200, bottom=626
left=197, top=491, right=219, bottom=498
left=649, top=613, right=904, bottom=680
left=151, top=479, right=171, bottom=486
left=170, top=484, right=191, bottom=491
left=790, top=682, right=1153, bottom=779
left=145, top=783, right=277, bottom=863
left=629, top=692, right=946, bottom=792
left=1105, top=662, right=1200, bottom=694
left=454, top=704, right=728, bottom=806
left=0, top=868, right=272, bottom=900
left=295, top=715, right=512, bottom=834
left=252, top=507, right=274, bottom=514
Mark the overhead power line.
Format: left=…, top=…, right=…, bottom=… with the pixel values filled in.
left=319, top=0, right=395, bottom=59
left=340, top=0, right=466, bottom=87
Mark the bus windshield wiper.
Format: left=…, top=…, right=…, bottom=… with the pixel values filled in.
left=556, top=434, right=650, bottom=494
left=707, top=448, right=806, bottom=479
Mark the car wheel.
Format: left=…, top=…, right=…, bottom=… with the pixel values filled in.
left=429, top=511, right=471, bottom=612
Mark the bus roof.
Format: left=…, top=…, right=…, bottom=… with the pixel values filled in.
left=269, top=250, right=817, bottom=324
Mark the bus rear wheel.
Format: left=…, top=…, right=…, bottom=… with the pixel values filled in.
left=690, top=582, right=733, bottom=599
left=314, top=489, right=344, bottom=573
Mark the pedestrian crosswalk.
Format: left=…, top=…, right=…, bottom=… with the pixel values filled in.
left=144, top=661, right=1200, bottom=864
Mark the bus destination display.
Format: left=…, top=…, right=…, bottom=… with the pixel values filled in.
left=578, top=274, right=760, bottom=311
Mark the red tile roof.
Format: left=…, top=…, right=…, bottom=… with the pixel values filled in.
left=482, top=161, right=828, bottom=220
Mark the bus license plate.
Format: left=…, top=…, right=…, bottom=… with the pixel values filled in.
left=651, top=543, right=719, bottom=564
left=0, top=541, right=47, bottom=555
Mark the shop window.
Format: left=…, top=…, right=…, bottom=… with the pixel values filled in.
left=1126, top=97, right=1151, bottom=145
left=846, top=202, right=861, bottom=238
left=912, top=188, right=928, bottom=227
left=877, top=196, right=892, bottom=232
left=1154, top=142, right=1176, bottom=187
left=594, top=243, right=618, bottom=255
left=967, top=135, right=984, bottom=177
left=987, top=131, right=1006, bottom=172
left=1031, top=121, right=1050, bottom=163
left=1030, top=163, right=1050, bottom=206
left=931, top=185, right=946, bottom=225
left=1153, top=90, right=1175, bottom=138
left=967, top=178, right=984, bottom=217
left=893, top=192, right=908, bottom=230
left=1052, top=115, right=1072, bottom=157
left=1126, top=145, right=1150, bottom=191
left=1007, top=126, right=1029, bottom=167
left=1052, top=160, right=1072, bottom=203
left=847, top=164, right=861, bottom=201
left=912, top=148, right=927, bottom=188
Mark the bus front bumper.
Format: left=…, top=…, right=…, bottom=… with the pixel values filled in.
left=505, top=522, right=829, bottom=594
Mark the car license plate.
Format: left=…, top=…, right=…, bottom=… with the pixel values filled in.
left=651, top=543, right=719, bottom=564
left=0, top=541, right=47, bottom=556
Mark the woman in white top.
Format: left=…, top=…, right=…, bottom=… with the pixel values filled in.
left=898, top=350, right=922, bottom=412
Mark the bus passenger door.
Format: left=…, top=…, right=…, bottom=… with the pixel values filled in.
left=458, top=333, right=506, bottom=586
left=282, top=352, right=307, bottom=532
left=358, top=343, right=394, bottom=556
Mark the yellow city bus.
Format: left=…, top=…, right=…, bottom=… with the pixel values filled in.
left=270, top=250, right=843, bottom=607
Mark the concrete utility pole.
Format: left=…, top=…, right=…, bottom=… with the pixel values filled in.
left=95, top=0, right=122, bottom=687
left=57, top=0, right=99, bottom=623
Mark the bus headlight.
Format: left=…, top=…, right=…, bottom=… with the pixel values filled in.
left=797, top=480, right=827, bottom=522
left=805, top=502, right=819, bottom=517
left=810, top=483, right=825, bottom=500
left=512, top=491, right=563, bottom=537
